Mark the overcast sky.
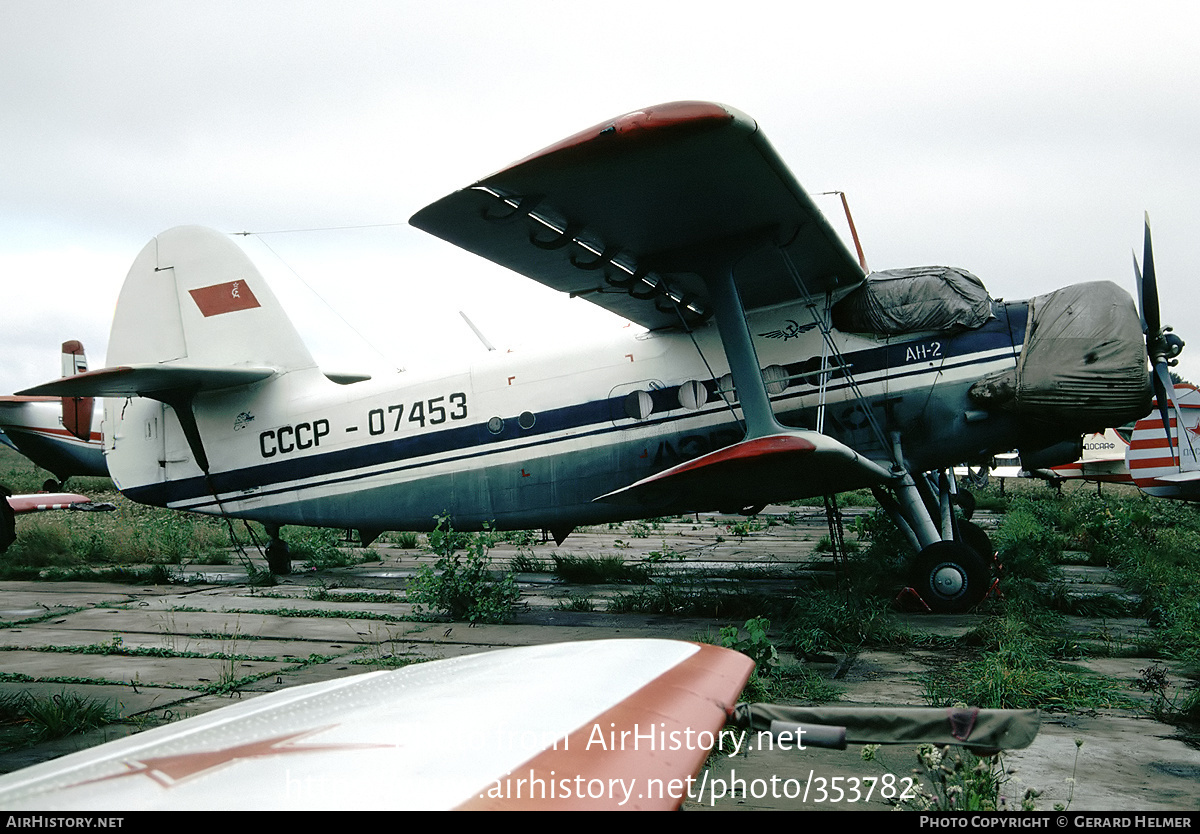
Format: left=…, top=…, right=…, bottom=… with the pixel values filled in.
left=3, top=1, right=1199, bottom=395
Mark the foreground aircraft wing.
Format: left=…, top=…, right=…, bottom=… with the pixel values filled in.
left=0, top=639, right=753, bottom=811
left=411, top=101, right=865, bottom=331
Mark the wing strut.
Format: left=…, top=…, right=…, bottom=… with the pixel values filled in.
left=698, top=237, right=788, bottom=440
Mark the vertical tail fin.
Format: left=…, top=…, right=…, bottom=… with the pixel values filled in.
left=105, top=226, right=316, bottom=373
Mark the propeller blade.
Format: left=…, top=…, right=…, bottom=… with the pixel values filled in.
left=1152, top=362, right=1176, bottom=455
left=1134, top=252, right=1148, bottom=333
left=1131, top=214, right=1189, bottom=460
left=1137, top=214, right=1156, bottom=338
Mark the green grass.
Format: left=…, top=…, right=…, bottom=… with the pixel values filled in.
left=554, top=592, right=596, bottom=612
left=607, top=579, right=785, bottom=619
left=784, top=588, right=915, bottom=656
left=552, top=554, right=649, bottom=584
left=0, top=690, right=121, bottom=750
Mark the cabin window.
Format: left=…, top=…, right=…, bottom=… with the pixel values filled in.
left=623, top=390, right=654, bottom=420
left=762, top=365, right=789, bottom=395
left=677, top=380, right=708, bottom=410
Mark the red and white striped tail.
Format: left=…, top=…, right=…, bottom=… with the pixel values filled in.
left=1126, top=383, right=1200, bottom=493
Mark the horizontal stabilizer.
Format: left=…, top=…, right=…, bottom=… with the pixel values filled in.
left=595, top=432, right=893, bottom=512
left=1153, top=470, right=1200, bottom=483
left=18, top=364, right=275, bottom=400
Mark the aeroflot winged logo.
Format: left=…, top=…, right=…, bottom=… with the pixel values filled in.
left=188, top=280, right=262, bottom=317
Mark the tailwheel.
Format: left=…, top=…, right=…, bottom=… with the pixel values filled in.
left=266, top=537, right=291, bottom=575
left=910, top=540, right=990, bottom=613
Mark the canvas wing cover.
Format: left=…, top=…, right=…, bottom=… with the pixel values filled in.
left=411, top=101, right=865, bottom=331
left=832, top=266, right=993, bottom=335
left=731, top=704, right=1040, bottom=751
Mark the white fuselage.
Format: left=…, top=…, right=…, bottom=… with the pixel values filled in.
left=104, top=297, right=1029, bottom=533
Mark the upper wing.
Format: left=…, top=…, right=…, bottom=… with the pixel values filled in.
left=411, top=101, right=865, bottom=331
left=0, top=639, right=752, bottom=811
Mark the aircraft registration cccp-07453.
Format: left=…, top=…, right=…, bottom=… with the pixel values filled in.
left=21, top=101, right=1178, bottom=613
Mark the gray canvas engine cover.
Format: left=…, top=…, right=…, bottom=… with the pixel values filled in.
left=969, top=280, right=1150, bottom=427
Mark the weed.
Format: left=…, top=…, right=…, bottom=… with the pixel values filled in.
left=1134, top=663, right=1200, bottom=726
left=501, top=529, right=541, bottom=546
left=552, top=554, right=648, bottom=584
left=554, top=593, right=596, bottom=612
left=702, top=617, right=840, bottom=703
left=0, top=691, right=121, bottom=749
left=352, top=624, right=429, bottom=670
left=510, top=550, right=550, bottom=573
left=406, top=515, right=520, bottom=623
left=607, top=580, right=781, bottom=619
left=715, top=617, right=779, bottom=677
left=849, top=510, right=914, bottom=576
left=642, top=543, right=685, bottom=564
left=726, top=517, right=765, bottom=540
left=883, top=743, right=1038, bottom=811
left=290, top=527, right=366, bottom=570
left=921, top=645, right=1126, bottom=710
left=243, top=558, right=277, bottom=587
left=388, top=530, right=421, bottom=549
left=784, top=590, right=912, bottom=656
left=305, top=585, right=407, bottom=604
left=624, top=521, right=651, bottom=538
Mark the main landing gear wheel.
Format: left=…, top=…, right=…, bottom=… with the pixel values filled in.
left=910, top=541, right=990, bottom=613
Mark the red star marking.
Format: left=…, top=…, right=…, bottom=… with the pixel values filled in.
left=71, top=727, right=396, bottom=789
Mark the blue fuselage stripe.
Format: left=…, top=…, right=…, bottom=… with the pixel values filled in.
left=124, top=307, right=1025, bottom=510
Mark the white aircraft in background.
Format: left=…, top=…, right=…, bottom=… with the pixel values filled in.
left=0, top=341, right=105, bottom=490
left=990, top=385, right=1199, bottom=499
left=1026, top=426, right=1133, bottom=487
left=22, top=101, right=1168, bottom=612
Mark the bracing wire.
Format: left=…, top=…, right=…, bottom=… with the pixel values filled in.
left=233, top=226, right=406, bottom=372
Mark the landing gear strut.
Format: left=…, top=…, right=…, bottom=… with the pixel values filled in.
left=876, top=456, right=996, bottom=613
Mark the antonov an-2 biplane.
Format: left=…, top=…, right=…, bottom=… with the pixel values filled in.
left=0, top=341, right=106, bottom=490
left=21, top=102, right=1166, bottom=612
